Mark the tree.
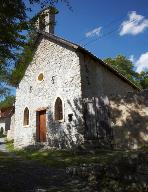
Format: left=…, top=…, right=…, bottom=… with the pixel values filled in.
left=0, top=0, right=27, bottom=97
left=7, top=34, right=37, bottom=87
left=104, top=55, right=142, bottom=88
left=104, top=55, right=138, bottom=81
left=0, top=64, right=10, bottom=98
left=0, top=0, right=27, bottom=96
left=138, top=71, right=148, bottom=89
left=104, top=55, right=148, bottom=89
left=0, top=0, right=27, bottom=65
left=0, top=95, right=15, bottom=109
left=0, top=0, right=70, bottom=65
left=0, top=0, right=70, bottom=96
left=0, top=0, right=71, bottom=62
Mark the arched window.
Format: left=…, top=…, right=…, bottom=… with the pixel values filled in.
left=23, top=107, right=29, bottom=126
left=54, top=97, right=63, bottom=121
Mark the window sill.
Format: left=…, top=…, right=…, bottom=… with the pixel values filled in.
left=23, top=125, right=30, bottom=128
left=55, top=119, right=64, bottom=123
left=37, top=79, right=44, bottom=84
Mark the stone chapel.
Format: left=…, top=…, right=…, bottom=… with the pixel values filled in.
left=14, top=7, right=139, bottom=149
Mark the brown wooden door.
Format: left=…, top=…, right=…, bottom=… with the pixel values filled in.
left=37, top=110, right=46, bottom=142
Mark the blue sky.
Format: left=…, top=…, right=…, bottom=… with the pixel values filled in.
left=8, top=0, right=148, bottom=97
left=25, top=0, right=148, bottom=72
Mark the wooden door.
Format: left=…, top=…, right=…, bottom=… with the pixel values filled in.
left=37, top=110, right=46, bottom=142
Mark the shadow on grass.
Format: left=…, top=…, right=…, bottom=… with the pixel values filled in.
left=0, top=143, right=121, bottom=192
left=5, top=140, right=116, bottom=166
left=0, top=149, right=91, bottom=192
left=3, top=140, right=148, bottom=192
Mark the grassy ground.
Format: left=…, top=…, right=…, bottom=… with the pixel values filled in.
left=3, top=140, right=148, bottom=192
left=1, top=140, right=107, bottom=191
left=5, top=139, right=114, bottom=167
left=5, top=139, right=148, bottom=168
left=0, top=150, right=78, bottom=192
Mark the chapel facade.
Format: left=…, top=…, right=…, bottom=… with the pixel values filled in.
left=14, top=7, right=139, bottom=149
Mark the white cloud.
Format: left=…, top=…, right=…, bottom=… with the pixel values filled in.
left=135, top=52, right=148, bottom=73
left=129, top=54, right=135, bottom=62
left=120, top=11, right=148, bottom=36
left=86, top=27, right=102, bottom=38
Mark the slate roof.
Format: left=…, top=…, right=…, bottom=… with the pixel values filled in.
left=34, top=30, right=140, bottom=91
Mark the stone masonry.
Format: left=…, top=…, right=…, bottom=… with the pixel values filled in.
left=110, top=89, right=148, bottom=149
left=14, top=37, right=84, bottom=148
left=14, top=7, right=139, bottom=149
left=14, top=35, right=138, bottom=149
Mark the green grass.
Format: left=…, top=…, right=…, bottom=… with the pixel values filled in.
left=3, top=141, right=148, bottom=192
left=5, top=139, right=148, bottom=169
left=3, top=140, right=126, bottom=168
left=5, top=139, right=15, bottom=152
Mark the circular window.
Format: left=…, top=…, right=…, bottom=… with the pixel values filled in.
left=38, top=73, right=44, bottom=81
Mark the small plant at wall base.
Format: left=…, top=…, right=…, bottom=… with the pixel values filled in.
left=5, top=139, right=15, bottom=152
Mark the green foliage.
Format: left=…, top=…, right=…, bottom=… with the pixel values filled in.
left=4, top=140, right=148, bottom=191
left=29, top=0, right=72, bottom=10
left=0, top=95, right=15, bottom=109
left=0, top=0, right=70, bottom=95
left=0, top=0, right=28, bottom=98
left=0, top=0, right=27, bottom=65
left=104, top=55, right=139, bottom=83
left=5, top=139, right=14, bottom=152
left=104, top=55, right=148, bottom=89
left=0, top=63, right=10, bottom=98
left=0, top=85, right=10, bottom=99
left=0, top=0, right=70, bottom=64
left=8, top=36, right=36, bottom=87
left=5, top=143, right=124, bottom=168
left=138, top=71, right=148, bottom=89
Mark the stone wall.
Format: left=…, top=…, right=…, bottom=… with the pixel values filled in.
left=80, top=54, right=138, bottom=98
left=14, top=36, right=84, bottom=149
left=110, top=90, right=148, bottom=149
left=14, top=34, right=142, bottom=150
